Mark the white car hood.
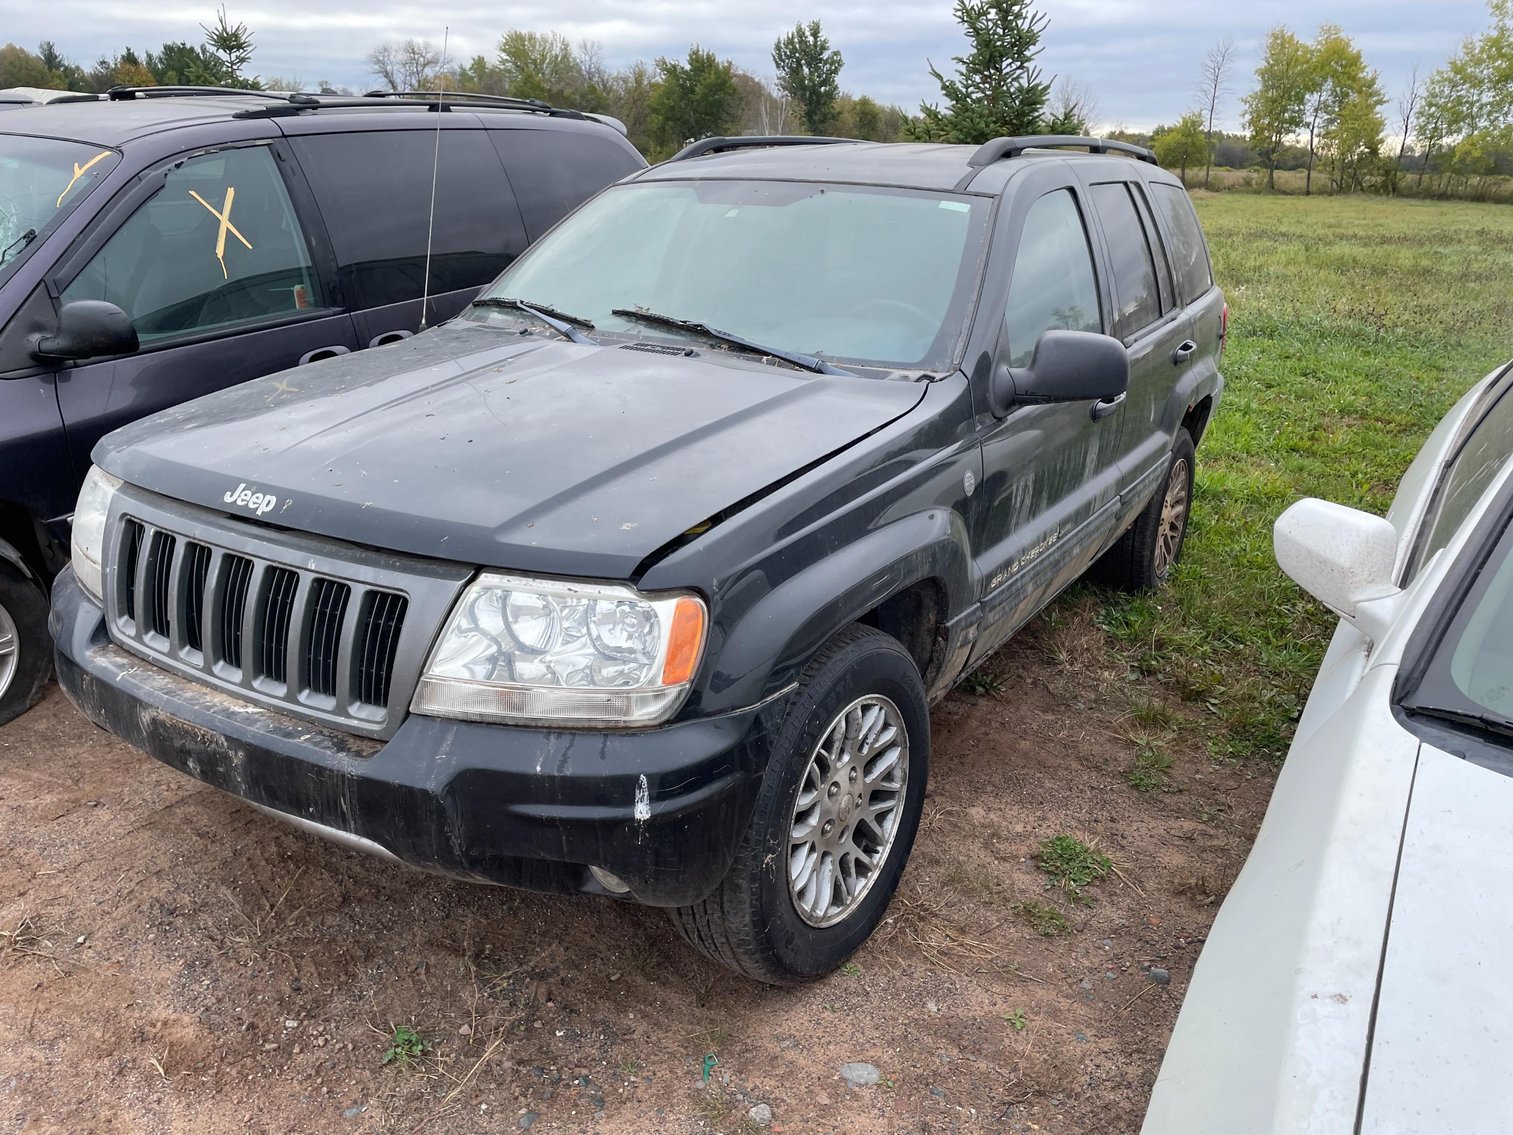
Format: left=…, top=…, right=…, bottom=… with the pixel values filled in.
left=1360, top=741, right=1513, bottom=1133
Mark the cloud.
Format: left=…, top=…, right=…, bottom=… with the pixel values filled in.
left=4, top=0, right=1497, bottom=132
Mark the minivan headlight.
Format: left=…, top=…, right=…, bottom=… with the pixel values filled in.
left=71, top=466, right=121, bottom=602
left=412, top=573, right=707, bottom=728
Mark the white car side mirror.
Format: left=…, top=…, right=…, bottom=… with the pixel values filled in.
left=1274, top=498, right=1403, bottom=644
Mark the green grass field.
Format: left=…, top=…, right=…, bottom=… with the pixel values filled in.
left=1092, top=193, right=1513, bottom=759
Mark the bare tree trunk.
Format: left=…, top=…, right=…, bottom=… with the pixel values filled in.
left=1391, top=65, right=1421, bottom=196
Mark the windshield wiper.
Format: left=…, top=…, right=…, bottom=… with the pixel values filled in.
left=471, top=297, right=597, bottom=345
left=0, top=228, right=37, bottom=266
left=1408, top=704, right=1513, bottom=740
left=611, top=307, right=854, bottom=377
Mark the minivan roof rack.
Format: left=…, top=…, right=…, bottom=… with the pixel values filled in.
left=105, top=85, right=283, bottom=101
left=968, top=135, right=1158, bottom=167
left=364, top=89, right=591, bottom=121
left=667, top=135, right=863, bottom=162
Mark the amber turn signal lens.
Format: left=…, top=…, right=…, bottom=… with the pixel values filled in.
left=661, top=596, right=706, bottom=685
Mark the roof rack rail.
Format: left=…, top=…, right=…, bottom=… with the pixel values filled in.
left=667, top=135, right=863, bottom=162
left=968, top=135, right=1158, bottom=167
left=365, top=89, right=590, bottom=120
left=105, top=84, right=287, bottom=101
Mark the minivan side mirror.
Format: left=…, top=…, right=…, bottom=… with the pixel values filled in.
left=991, top=330, right=1129, bottom=417
left=30, top=300, right=139, bottom=362
left=1274, top=498, right=1404, bottom=644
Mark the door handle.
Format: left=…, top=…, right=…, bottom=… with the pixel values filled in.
left=1172, top=339, right=1198, bottom=365
left=297, top=345, right=351, bottom=365
left=1091, top=392, right=1126, bottom=421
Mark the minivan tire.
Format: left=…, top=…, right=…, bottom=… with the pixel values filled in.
left=671, top=624, right=929, bottom=984
left=1094, top=429, right=1197, bottom=592
left=0, top=563, right=51, bottom=727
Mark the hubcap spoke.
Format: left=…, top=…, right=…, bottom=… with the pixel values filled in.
left=0, top=604, right=17, bottom=699
left=786, top=693, right=911, bottom=928
left=1154, top=460, right=1190, bottom=575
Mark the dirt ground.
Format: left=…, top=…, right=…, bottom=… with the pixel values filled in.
left=0, top=598, right=1276, bottom=1135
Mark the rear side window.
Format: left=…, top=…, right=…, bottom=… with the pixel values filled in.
left=290, top=129, right=526, bottom=309
left=1090, top=182, right=1162, bottom=339
left=491, top=128, right=642, bottom=240
left=1149, top=183, right=1213, bottom=305
left=1004, top=189, right=1102, bottom=367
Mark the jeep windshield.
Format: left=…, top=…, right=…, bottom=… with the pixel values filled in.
left=466, top=179, right=993, bottom=373
left=0, top=135, right=120, bottom=284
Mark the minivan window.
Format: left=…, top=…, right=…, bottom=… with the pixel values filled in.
left=1149, top=183, right=1213, bottom=305
left=62, top=145, right=321, bottom=342
left=490, top=128, right=643, bottom=239
left=0, top=136, right=120, bottom=284
left=291, top=129, right=525, bottom=309
left=471, top=180, right=992, bottom=371
left=1091, top=182, right=1162, bottom=339
left=1004, top=189, right=1102, bottom=367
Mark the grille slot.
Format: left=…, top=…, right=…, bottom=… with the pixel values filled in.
left=145, top=531, right=176, bottom=640
left=220, top=555, right=254, bottom=669
left=355, top=590, right=408, bottom=708
left=304, top=578, right=351, bottom=698
left=182, top=542, right=212, bottom=653
left=257, top=567, right=299, bottom=684
left=120, top=520, right=144, bottom=622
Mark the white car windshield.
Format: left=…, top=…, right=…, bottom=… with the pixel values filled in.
left=1400, top=503, right=1513, bottom=764
left=468, top=179, right=992, bottom=372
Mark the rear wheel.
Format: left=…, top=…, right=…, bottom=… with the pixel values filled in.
left=0, top=562, right=51, bottom=727
left=671, top=625, right=929, bottom=983
left=1094, top=430, right=1196, bottom=592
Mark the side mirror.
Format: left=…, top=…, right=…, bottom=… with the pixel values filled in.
left=1274, top=498, right=1403, bottom=644
left=30, top=300, right=138, bottom=362
left=991, top=330, right=1129, bottom=417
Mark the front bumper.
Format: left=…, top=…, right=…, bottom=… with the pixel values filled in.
left=51, top=568, right=772, bottom=906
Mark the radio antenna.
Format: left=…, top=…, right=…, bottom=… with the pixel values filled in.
left=418, top=25, right=450, bottom=330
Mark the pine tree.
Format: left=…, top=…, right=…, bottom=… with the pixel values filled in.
left=201, top=6, right=259, bottom=89
left=908, top=0, right=1052, bottom=144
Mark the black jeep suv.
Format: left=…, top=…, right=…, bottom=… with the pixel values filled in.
left=0, top=87, right=644, bottom=722
left=53, top=135, right=1225, bottom=981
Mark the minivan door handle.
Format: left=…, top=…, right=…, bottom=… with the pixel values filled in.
left=297, top=345, right=351, bottom=365
left=1090, top=392, right=1126, bottom=421
left=368, top=330, right=414, bottom=349
left=1172, top=340, right=1198, bottom=365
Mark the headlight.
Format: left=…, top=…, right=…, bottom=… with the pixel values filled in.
left=70, top=466, right=121, bottom=602
left=412, top=573, right=707, bottom=728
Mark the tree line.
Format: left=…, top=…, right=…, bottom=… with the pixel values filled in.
left=0, top=0, right=1090, bottom=162
left=1142, top=0, right=1513, bottom=199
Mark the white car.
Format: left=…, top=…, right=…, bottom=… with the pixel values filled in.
left=1143, top=358, right=1513, bottom=1134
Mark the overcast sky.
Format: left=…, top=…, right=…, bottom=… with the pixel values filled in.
left=5, top=0, right=1497, bottom=132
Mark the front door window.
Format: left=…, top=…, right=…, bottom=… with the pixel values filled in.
left=62, top=146, right=322, bottom=342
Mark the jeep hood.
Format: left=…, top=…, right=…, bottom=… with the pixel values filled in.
left=97, top=326, right=925, bottom=578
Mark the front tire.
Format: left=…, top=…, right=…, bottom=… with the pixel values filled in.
left=0, top=562, right=51, bottom=727
left=671, top=625, right=929, bottom=983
